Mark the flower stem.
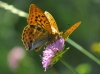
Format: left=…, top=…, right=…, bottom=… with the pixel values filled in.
left=60, top=59, right=78, bottom=74
left=67, top=38, right=100, bottom=65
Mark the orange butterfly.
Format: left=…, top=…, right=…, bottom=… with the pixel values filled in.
left=22, top=4, right=81, bottom=51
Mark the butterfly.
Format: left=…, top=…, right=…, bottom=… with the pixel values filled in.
left=22, top=4, right=81, bottom=51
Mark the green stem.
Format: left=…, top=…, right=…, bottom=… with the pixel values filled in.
left=67, top=38, right=100, bottom=65
left=60, top=59, right=78, bottom=74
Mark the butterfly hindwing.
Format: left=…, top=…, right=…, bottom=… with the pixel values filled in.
left=22, top=4, right=81, bottom=51
left=22, top=4, right=53, bottom=50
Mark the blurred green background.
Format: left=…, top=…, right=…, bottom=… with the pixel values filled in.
left=0, top=0, right=100, bottom=74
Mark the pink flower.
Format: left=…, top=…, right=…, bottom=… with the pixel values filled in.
left=7, top=46, right=26, bottom=71
left=42, top=36, right=64, bottom=71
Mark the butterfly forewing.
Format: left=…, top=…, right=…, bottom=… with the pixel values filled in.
left=22, top=4, right=81, bottom=51
left=27, top=4, right=52, bottom=34
left=44, top=11, right=59, bottom=34
left=63, top=21, right=81, bottom=40
left=22, top=4, right=53, bottom=50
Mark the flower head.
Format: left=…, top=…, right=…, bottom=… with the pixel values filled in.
left=42, top=36, right=65, bottom=71
left=7, top=46, right=26, bottom=71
